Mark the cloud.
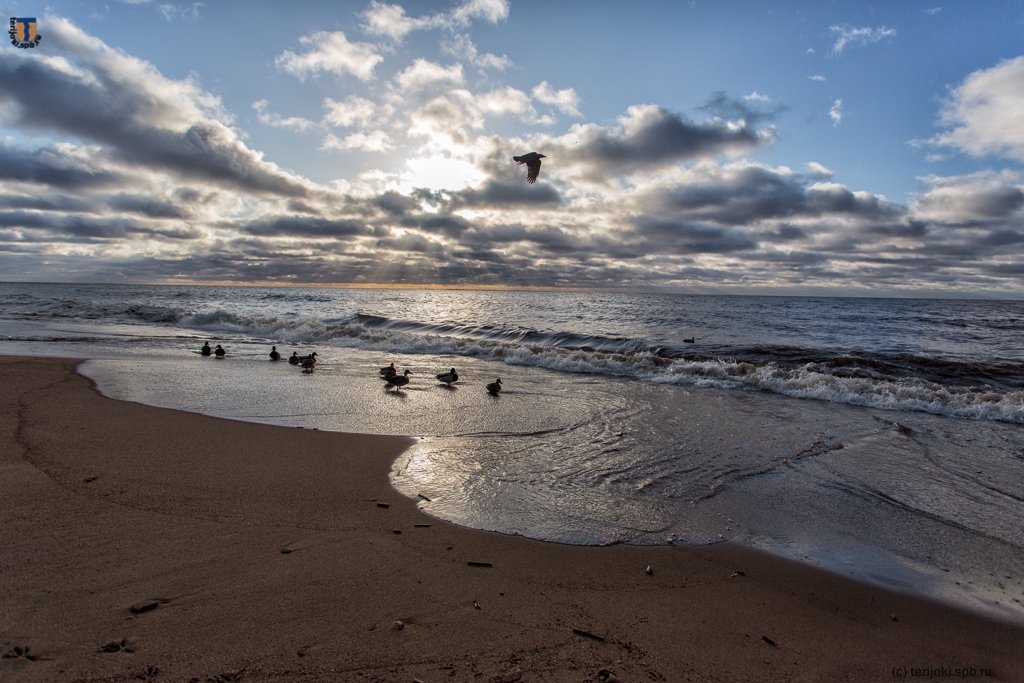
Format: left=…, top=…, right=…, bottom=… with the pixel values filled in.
left=829, top=25, right=896, bottom=55
left=565, top=104, right=776, bottom=178
left=275, top=31, right=383, bottom=81
left=323, top=130, right=395, bottom=153
left=532, top=81, right=582, bottom=117
left=829, top=99, right=843, bottom=126
left=361, top=0, right=509, bottom=41
left=394, top=59, right=465, bottom=94
left=0, top=141, right=123, bottom=189
left=442, top=34, right=512, bottom=71
left=699, top=91, right=785, bottom=125
left=361, top=1, right=434, bottom=41
left=241, top=215, right=368, bottom=238
left=808, top=75, right=826, bottom=82
left=929, top=56, right=1024, bottom=162
left=323, top=96, right=378, bottom=128
left=0, top=17, right=310, bottom=198
left=911, top=171, right=1024, bottom=225
left=252, top=100, right=317, bottom=132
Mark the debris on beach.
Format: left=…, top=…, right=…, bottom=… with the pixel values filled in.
left=99, top=638, right=135, bottom=653
left=572, top=627, right=605, bottom=642
left=129, top=599, right=162, bottom=614
left=762, top=635, right=778, bottom=647
left=467, top=561, right=493, bottom=567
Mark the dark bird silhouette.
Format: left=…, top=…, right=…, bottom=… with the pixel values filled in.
left=300, top=352, right=317, bottom=372
left=683, top=337, right=695, bottom=343
left=200, top=341, right=212, bottom=356
left=289, top=351, right=300, bottom=365
left=513, top=152, right=546, bottom=184
left=486, top=378, right=502, bottom=395
left=436, top=368, right=458, bottom=386
left=386, top=369, right=412, bottom=391
left=380, top=362, right=396, bottom=377
left=269, top=345, right=281, bottom=361
left=214, top=344, right=226, bottom=358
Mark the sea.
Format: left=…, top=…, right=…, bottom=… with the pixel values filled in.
left=2, top=281, right=1023, bottom=624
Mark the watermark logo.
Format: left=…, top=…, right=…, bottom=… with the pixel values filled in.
left=9, top=17, right=42, bottom=49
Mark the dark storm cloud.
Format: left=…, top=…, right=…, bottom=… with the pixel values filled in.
left=656, top=166, right=902, bottom=226
left=0, top=20, right=309, bottom=198
left=453, top=180, right=562, bottom=208
left=375, top=232, right=445, bottom=253
left=0, top=141, right=123, bottom=189
left=241, top=216, right=368, bottom=238
left=0, top=210, right=201, bottom=241
left=374, top=191, right=421, bottom=215
left=108, top=194, right=190, bottom=219
left=0, top=193, right=96, bottom=214
left=632, top=217, right=759, bottom=253
left=401, top=214, right=475, bottom=237
left=571, top=105, right=770, bottom=175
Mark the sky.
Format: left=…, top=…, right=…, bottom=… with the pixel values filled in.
left=1, top=1, right=1023, bottom=297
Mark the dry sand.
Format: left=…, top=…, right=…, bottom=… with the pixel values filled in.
left=2, top=356, right=1021, bottom=682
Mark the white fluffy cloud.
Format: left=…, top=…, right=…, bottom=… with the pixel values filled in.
left=931, top=56, right=1024, bottom=162
left=275, top=31, right=383, bottom=81
left=532, top=81, right=582, bottom=117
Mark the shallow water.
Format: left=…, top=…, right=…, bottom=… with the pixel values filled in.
left=3, top=282, right=1024, bottom=623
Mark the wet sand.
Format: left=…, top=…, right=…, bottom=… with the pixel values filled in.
left=2, top=356, right=1022, bottom=682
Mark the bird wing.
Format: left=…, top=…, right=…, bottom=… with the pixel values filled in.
left=525, top=159, right=541, bottom=184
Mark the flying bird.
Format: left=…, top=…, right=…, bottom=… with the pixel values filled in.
left=513, top=152, right=546, bottom=184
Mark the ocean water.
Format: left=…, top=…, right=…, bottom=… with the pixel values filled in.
left=2, top=281, right=1023, bottom=623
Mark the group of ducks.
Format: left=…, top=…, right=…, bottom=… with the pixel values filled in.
left=272, top=345, right=318, bottom=372
left=203, top=342, right=502, bottom=392
left=200, top=341, right=226, bottom=358
left=379, top=362, right=503, bottom=395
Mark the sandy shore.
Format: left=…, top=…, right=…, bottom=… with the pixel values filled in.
left=1, top=357, right=1021, bottom=682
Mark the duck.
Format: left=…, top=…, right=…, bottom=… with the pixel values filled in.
left=214, top=344, right=226, bottom=358
left=269, top=345, right=281, bottom=361
left=486, top=378, right=502, bottom=395
left=386, top=369, right=412, bottom=391
left=379, top=362, right=396, bottom=378
left=200, top=341, right=212, bottom=356
left=436, top=367, right=458, bottom=386
left=683, top=337, right=695, bottom=344
left=289, top=351, right=300, bottom=365
left=300, top=352, right=317, bottom=372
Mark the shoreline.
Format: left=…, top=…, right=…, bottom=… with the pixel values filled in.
left=2, top=356, right=1022, bottom=682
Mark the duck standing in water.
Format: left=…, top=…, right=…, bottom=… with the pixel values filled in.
left=386, top=369, right=412, bottom=391
left=289, top=351, right=300, bottom=365
left=380, top=362, right=396, bottom=378
left=214, top=345, right=226, bottom=358
left=436, top=367, right=458, bottom=386
left=269, top=345, right=281, bottom=361
left=300, top=352, right=317, bottom=372
left=200, top=341, right=212, bottom=356
left=486, top=378, right=502, bottom=395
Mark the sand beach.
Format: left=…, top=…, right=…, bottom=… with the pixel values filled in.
left=2, top=355, right=1022, bottom=682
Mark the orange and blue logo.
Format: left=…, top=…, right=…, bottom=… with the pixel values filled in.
left=9, top=17, right=42, bottom=49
